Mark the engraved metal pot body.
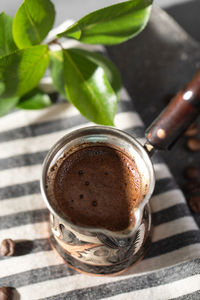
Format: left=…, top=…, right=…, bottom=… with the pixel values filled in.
left=40, top=126, right=155, bottom=275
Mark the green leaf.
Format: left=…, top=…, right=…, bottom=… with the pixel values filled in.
left=17, top=88, right=51, bottom=109
left=57, top=0, right=152, bottom=45
left=0, top=96, right=19, bottom=117
left=63, top=49, right=117, bottom=125
left=0, top=12, right=17, bottom=57
left=70, top=49, right=121, bottom=95
left=49, top=50, right=67, bottom=98
left=0, top=82, right=5, bottom=94
left=50, top=48, right=121, bottom=99
left=0, top=45, right=49, bottom=99
left=13, top=0, right=55, bottom=48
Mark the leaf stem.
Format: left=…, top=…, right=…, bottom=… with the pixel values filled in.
left=47, top=38, right=63, bottom=49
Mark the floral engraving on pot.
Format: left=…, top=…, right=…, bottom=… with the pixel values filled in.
left=132, top=223, right=145, bottom=255
left=50, top=215, right=61, bottom=238
left=59, top=224, right=87, bottom=245
left=50, top=204, right=152, bottom=274
left=79, top=245, right=118, bottom=265
left=51, top=205, right=149, bottom=267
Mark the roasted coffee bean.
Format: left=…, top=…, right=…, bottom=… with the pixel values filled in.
left=188, top=196, right=200, bottom=213
left=187, top=138, right=200, bottom=152
left=184, top=166, right=200, bottom=180
left=0, top=286, right=13, bottom=300
left=183, top=181, right=200, bottom=193
left=184, top=123, right=198, bottom=137
left=0, top=239, right=15, bottom=256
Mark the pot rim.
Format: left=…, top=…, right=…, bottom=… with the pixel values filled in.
left=40, top=125, right=155, bottom=237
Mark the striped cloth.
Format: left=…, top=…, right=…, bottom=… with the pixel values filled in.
left=0, top=48, right=200, bottom=298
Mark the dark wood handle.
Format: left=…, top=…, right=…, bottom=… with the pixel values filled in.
left=145, top=69, right=200, bottom=150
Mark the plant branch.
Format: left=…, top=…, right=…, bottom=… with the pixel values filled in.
left=47, top=38, right=63, bottom=49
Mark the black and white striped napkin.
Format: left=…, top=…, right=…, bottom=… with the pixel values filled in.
left=0, top=38, right=200, bottom=299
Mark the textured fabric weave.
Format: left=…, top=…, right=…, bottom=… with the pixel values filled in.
left=0, top=49, right=200, bottom=299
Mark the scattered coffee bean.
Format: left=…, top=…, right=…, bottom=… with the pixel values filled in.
left=0, top=286, right=13, bottom=300
left=184, top=166, right=200, bottom=180
left=78, top=170, right=83, bottom=175
left=85, top=181, right=89, bottom=186
left=184, top=182, right=200, bottom=193
left=0, top=239, right=15, bottom=257
left=188, top=196, right=200, bottom=213
left=184, top=123, right=198, bottom=137
left=79, top=194, right=84, bottom=199
left=92, top=201, right=97, bottom=207
left=104, top=172, right=109, bottom=175
left=187, top=138, right=200, bottom=152
left=182, top=123, right=200, bottom=212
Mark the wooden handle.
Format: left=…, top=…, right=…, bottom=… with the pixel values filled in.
left=145, top=70, right=200, bottom=150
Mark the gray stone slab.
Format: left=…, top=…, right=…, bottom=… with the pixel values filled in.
left=107, top=5, right=200, bottom=227
left=166, top=0, right=200, bottom=42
